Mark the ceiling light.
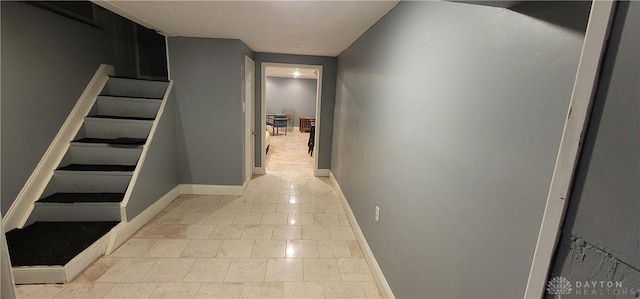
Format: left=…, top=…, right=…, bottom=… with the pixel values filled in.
left=293, top=71, right=300, bottom=78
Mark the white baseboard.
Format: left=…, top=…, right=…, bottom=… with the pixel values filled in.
left=315, top=168, right=330, bottom=177
left=106, top=185, right=181, bottom=254
left=180, top=182, right=247, bottom=196
left=329, top=171, right=395, bottom=299
left=254, top=167, right=266, bottom=175
left=12, top=266, right=65, bottom=285
left=64, top=233, right=110, bottom=282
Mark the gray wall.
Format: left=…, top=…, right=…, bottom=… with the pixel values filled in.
left=1, top=2, right=113, bottom=215
left=549, top=1, right=640, bottom=295
left=266, top=77, right=318, bottom=125
left=168, top=37, right=252, bottom=186
left=254, top=53, right=336, bottom=169
left=126, top=88, right=179, bottom=219
left=331, top=1, right=589, bottom=297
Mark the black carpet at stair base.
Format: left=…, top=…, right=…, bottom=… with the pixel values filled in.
left=38, top=193, right=125, bottom=203
left=57, top=164, right=135, bottom=172
left=5, top=221, right=119, bottom=266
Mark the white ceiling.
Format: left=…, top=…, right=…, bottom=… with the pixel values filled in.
left=94, top=1, right=399, bottom=57
left=266, top=66, right=317, bottom=79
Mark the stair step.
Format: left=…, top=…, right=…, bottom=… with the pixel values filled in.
left=57, top=164, right=136, bottom=172
left=65, top=144, right=142, bottom=165
left=6, top=221, right=118, bottom=266
left=95, top=96, right=162, bottom=119
left=82, top=117, right=153, bottom=140
left=85, top=116, right=154, bottom=123
left=89, top=115, right=155, bottom=121
left=108, top=75, right=169, bottom=83
left=72, top=137, right=147, bottom=147
left=38, top=193, right=125, bottom=203
left=101, top=77, right=169, bottom=99
left=32, top=202, right=121, bottom=222
left=99, top=95, right=163, bottom=100
left=53, top=172, right=131, bottom=193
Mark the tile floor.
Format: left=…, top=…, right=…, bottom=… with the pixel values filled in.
left=16, top=127, right=381, bottom=298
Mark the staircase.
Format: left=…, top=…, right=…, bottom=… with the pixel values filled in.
left=5, top=75, right=170, bottom=284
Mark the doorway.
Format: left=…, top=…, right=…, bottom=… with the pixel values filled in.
left=260, top=63, right=323, bottom=176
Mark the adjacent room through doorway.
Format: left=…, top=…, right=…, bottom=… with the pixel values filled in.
left=263, top=65, right=320, bottom=174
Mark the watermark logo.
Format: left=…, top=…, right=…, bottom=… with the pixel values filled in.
left=546, top=276, right=640, bottom=297
left=547, top=276, right=573, bottom=295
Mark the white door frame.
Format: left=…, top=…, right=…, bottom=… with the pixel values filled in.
left=244, top=56, right=255, bottom=184
left=260, top=62, right=323, bottom=176
left=524, top=1, right=615, bottom=297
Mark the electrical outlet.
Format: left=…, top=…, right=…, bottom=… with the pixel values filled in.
left=375, top=206, right=380, bottom=222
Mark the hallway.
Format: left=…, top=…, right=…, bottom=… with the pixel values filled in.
left=15, top=128, right=381, bottom=298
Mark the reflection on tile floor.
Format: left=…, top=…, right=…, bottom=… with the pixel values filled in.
left=16, top=128, right=381, bottom=298
left=266, top=127, right=314, bottom=174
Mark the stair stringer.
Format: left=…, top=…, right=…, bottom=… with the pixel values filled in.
left=106, top=81, right=180, bottom=253
left=2, top=65, right=115, bottom=231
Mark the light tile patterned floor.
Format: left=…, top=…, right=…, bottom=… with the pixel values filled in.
left=16, top=128, right=381, bottom=298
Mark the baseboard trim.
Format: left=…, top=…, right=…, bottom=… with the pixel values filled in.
left=180, top=182, right=247, bottom=196
left=106, top=185, right=181, bottom=254
left=12, top=266, right=65, bottom=285
left=63, top=233, right=110, bottom=282
left=254, top=167, right=266, bottom=175
left=315, top=168, right=330, bottom=177
left=329, top=171, right=395, bottom=299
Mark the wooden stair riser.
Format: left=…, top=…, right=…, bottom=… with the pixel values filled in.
left=62, top=145, right=142, bottom=166
left=93, top=96, right=161, bottom=119
left=53, top=172, right=132, bottom=193
left=101, top=77, right=168, bottom=99
left=81, top=117, right=152, bottom=140
left=31, top=203, right=121, bottom=222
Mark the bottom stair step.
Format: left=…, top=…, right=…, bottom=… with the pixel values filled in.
left=5, top=221, right=118, bottom=267
left=38, top=192, right=125, bottom=203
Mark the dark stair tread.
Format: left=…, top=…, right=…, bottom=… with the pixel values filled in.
left=38, top=193, right=125, bottom=203
left=99, top=94, right=163, bottom=100
left=72, top=137, right=147, bottom=146
left=88, top=115, right=155, bottom=121
left=98, top=94, right=163, bottom=100
left=108, top=75, right=169, bottom=83
left=6, top=221, right=119, bottom=266
left=57, top=164, right=135, bottom=172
